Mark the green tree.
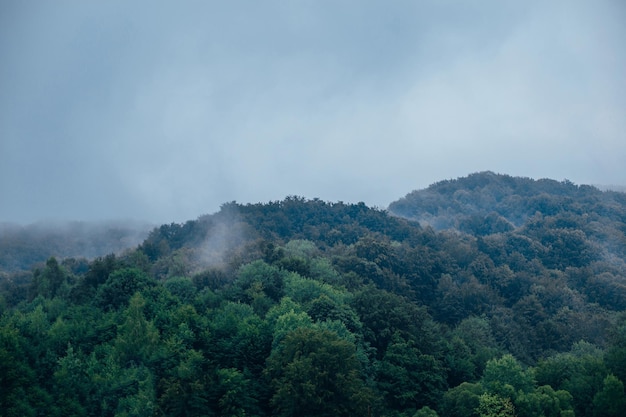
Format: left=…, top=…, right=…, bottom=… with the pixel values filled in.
left=452, top=316, right=501, bottom=379
left=112, top=366, right=157, bottom=417
left=481, top=354, right=534, bottom=397
left=164, top=276, right=196, bottom=304
left=158, top=348, right=210, bottom=417
left=95, top=268, right=154, bottom=310
left=207, top=301, right=272, bottom=375
left=0, top=318, right=46, bottom=417
left=413, top=405, right=439, bottom=417
left=377, top=334, right=447, bottom=412
left=477, top=392, right=516, bottom=417
left=445, top=335, right=477, bottom=386
left=114, top=293, right=160, bottom=367
left=440, top=382, right=484, bottom=417
left=535, top=342, right=608, bottom=417
left=605, top=317, right=626, bottom=383
left=307, top=293, right=362, bottom=334
left=232, top=260, right=286, bottom=303
left=52, top=343, right=90, bottom=416
left=269, top=305, right=314, bottom=350
left=266, top=327, right=373, bottom=417
left=214, top=367, right=258, bottom=417
left=82, top=344, right=153, bottom=417
left=71, top=254, right=117, bottom=303
left=515, top=385, right=574, bottom=417
left=351, top=286, right=433, bottom=357
left=593, top=374, right=626, bottom=417
left=30, top=257, right=67, bottom=299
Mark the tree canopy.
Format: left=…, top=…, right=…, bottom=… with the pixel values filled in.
left=1, top=172, right=625, bottom=416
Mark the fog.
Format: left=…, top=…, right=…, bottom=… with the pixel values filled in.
left=0, top=219, right=153, bottom=272
left=1, top=0, right=624, bottom=224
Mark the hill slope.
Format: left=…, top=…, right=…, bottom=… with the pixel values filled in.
left=1, top=177, right=626, bottom=417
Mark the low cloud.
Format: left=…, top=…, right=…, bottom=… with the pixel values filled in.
left=1, top=0, right=624, bottom=224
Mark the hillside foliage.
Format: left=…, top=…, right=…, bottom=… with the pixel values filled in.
left=1, top=173, right=626, bottom=417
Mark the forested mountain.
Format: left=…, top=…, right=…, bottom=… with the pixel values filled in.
left=1, top=176, right=626, bottom=417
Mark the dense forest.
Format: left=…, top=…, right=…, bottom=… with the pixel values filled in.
left=1, top=172, right=625, bottom=417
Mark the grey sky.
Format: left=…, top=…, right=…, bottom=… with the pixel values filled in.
left=1, top=0, right=625, bottom=224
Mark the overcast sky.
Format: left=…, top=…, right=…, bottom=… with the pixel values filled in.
left=1, top=0, right=625, bottom=224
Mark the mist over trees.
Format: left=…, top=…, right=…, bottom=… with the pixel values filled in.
left=0, top=220, right=152, bottom=272
left=1, top=172, right=626, bottom=416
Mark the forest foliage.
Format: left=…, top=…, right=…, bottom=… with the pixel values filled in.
left=1, top=172, right=626, bottom=416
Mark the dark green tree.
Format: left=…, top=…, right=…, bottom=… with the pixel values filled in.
left=158, top=348, right=211, bottom=417
left=0, top=318, right=47, bottom=416
left=30, top=257, right=67, bottom=299
left=413, top=405, right=440, bottom=417
left=377, top=333, right=447, bottom=412
left=266, top=327, right=373, bottom=417
left=114, top=293, right=160, bottom=367
left=351, top=286, right=434, bottom=357
left=440, top=382, right=484, bottom=417
left=95, top=268, right=154, bottom=310
left=535, top=342, right=608, bottom=417
left=592, top=374, right=626, bottom=417
left=214, top=367, right=258, bottom=417
left=605, top=317, right=626, bottom=383
left=71, top=254, right=117, bottom=302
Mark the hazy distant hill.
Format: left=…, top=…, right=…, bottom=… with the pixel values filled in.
left=389, top=171, right=626, bottom=231
left=0, top=220, right=152, bottom=272
left=389, top=171, right=626, bottom=269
